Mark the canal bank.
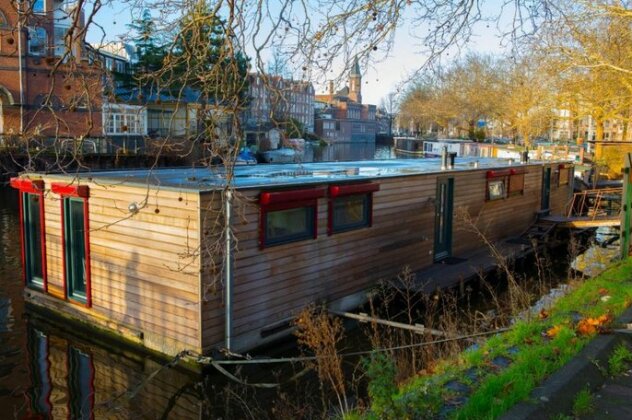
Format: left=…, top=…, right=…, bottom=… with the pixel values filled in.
left=357, top=257, right=632, bottom=419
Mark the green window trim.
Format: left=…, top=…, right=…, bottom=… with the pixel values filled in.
left=23, top=191, right=47, bottom=290
left=63, top=197, right=89, bottom=304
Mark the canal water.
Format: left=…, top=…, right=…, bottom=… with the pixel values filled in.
left=0, top=143, right=400, bottom=418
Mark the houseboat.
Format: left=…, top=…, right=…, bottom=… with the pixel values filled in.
left=10, top=157, right=573, bottom=357
left=394, top=137, right=424, bottom=155
left=423, top=139, right=475, bottom=157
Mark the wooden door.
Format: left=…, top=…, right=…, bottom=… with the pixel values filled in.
left=434, top=178, right=454, bottom=261
left=542, top=167, right=551, bottom=212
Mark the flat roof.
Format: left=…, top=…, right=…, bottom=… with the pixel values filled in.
left=40, top=157, right=564, bottom=192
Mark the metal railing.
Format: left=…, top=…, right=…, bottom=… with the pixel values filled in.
left=566, top=187, right=622, bottom=220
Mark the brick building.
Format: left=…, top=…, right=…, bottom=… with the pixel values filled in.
left=243, top=73, right=315, bottom=143
left=0, top=0, right=102, bottom=141
left=314, top=59, right=377, bottom=143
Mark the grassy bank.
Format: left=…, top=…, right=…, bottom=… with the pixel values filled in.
left=360, top=258, right=632, bottom=419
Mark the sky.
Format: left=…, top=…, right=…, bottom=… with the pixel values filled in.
left=86, top=1, right=511, bottom=107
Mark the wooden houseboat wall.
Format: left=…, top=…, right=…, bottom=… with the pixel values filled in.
left=11, top=159, right=574, bottom=356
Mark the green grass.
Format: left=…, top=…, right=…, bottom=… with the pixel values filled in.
left=609, top=343, right=632, bottom=376
left=364, top=258, right=632, bottom=419
left=572, top=387, right=595, bottom=416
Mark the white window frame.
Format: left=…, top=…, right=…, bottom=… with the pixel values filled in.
left=28, top=27, right=48, bottom=56
left=103, top=104, right=148, bottom=136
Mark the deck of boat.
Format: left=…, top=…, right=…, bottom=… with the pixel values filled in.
left=539, top=215, right=620, bottom=228
left=402, top=240, right=533, bottom=293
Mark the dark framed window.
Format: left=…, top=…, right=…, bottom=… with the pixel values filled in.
left=52, top=183, right=91, bottom=307
left=328, top=183, right=379, bottom=235
left=486, top=169, right=526, bottom=201
left=259, top=188, right=325, bottom=249
left=10, top=178, right=47, bottom=291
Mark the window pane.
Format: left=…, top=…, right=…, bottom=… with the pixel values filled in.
left=32, top=0, right=44, bottom=13
left=24, top=193, right=43, bottom=287
left=332, top=194, right=369, bottom=232
left=65, top=198, right=86, bottom=300
left=265, top=206, right=313, bottom=246
left=28, top=27, right=47, bottom=55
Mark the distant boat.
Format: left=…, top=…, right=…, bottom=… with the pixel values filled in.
left=422, top=139, right=475, bottom=157
left=235, top=149, right=257, bottom=165
left=394, top=137, right=425, bottom=155
left=259, top=147, right=302, bottom=163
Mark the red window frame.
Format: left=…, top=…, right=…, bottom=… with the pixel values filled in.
left=259, top=188, right=325, bottom=249
left=328, top=183, right=380, bottom=235
left=51, top=183, right=92, bottom=308
left=10, top=177, right=48, bottom=291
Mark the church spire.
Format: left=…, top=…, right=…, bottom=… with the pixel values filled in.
left=349, top=57, right=362, bottom=103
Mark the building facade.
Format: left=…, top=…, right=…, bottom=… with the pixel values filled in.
left=0, top=0, right=103, bottom=140
left=243, top=74, right=315, bottom=142
left=314, top=60, right=377, bottom=143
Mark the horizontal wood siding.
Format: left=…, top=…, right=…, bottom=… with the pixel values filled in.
left=222, top=176, right=437, bottom=349
left=199, top=191, right=225, bottom=351
left=39, top=178, right=203, bottom=355
left=548, top=163, right=573, bottom=215
left=197, top=163, right=565, bottom=351
left=451, top=167, right=543, bottom=253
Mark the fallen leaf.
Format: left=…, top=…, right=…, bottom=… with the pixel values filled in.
left=546, top=325, right=563, bottom=338
left=539, top=309, right=549, bottom=320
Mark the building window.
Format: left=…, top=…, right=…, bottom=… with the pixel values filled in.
left=103, top=104, right=147, bottom=136
left=10, top=178, right=47, bottom=291
left=53, top=26, right=69, bottom=57
left=486, top=169, right=526, bottom=201
left=32, top=0, right=45, bottom=13
left=28, top=27, right=48, bottom=56
left=259, top=188, right=325, bottom=249
left=328, top=183, right=379, bottom=234
left=52, top=183, right=91, bottom=307
left=0, top=10, right=9, bottom=28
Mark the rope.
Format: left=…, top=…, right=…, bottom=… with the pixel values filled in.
left=187, top=327, right=512, bottom=366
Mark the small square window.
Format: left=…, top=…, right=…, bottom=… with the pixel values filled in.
left=487, top=179, right=505, bottom=201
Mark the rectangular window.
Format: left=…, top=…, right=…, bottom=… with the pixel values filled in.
left=486, top=169, right=526, bottom=201
left=32, top=0, right=45, bottom=13
left=265, top=206, right=315, bottom=246
left=259, top=188, right=325, bottom=249
left=52, top=183, right=91, bottom=307
left=53, top=26, right=69, bottom=57
left=328, top=183, right=379, bottom=235
left=28, top=27, right=48, bottom=56
left=24, top=193, right=45, bottom=288
left=10, top=178, right=47, bottom=291
left=487, top=180, right=505, bottom=201
left=64, top=198, right=87, bottom=303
